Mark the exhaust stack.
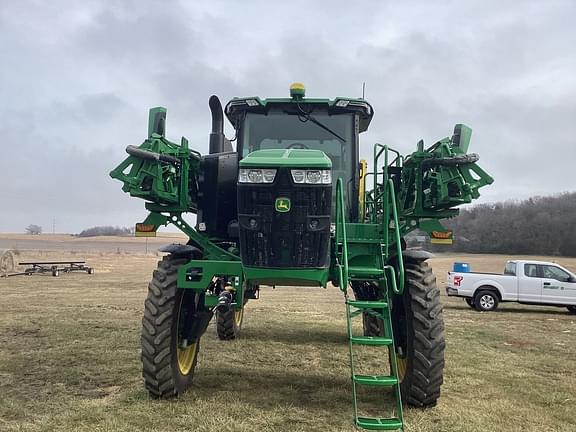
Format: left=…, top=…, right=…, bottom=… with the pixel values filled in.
left=208, top=95, right=232, bottom=153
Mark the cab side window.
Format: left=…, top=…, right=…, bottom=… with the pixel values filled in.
left=504, top=262, right=516, bottom=276
left=540, top=265, right=571, bottom=282
left=524, top=264, right=538, bottom=278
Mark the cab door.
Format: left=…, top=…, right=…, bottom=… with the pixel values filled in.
left=539, top=264, right=576, bottom=305
left=518, top=263, right=543, bottom=303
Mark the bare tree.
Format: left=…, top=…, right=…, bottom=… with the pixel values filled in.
left=25, top=224, right=42, bottom=235
left=77, top=226, right=133, bottom=237
left=439, top=192, right=576, bottom=257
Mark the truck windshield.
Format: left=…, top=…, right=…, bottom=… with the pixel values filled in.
left=240, top=112, right=355, bottom=185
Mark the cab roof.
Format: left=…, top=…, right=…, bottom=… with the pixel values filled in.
left=224, top=96, right=374, bottom=133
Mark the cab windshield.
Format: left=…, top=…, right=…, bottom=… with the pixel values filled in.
left=240, top=111, right=355, bottom=186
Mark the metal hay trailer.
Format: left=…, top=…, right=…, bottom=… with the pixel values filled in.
left=13, top=261, right=94, bottom=277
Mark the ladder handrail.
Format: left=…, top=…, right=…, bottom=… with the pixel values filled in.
left=371, top=143, right=403, bottom=225
left=371, top=143, right=406, bottom=295
left=387, top=178, right=404, bottom=295
left=335, top=178, right=348, bottom=291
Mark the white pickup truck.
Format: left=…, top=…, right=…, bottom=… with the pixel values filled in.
left=446, top=260, right=576, bottom=313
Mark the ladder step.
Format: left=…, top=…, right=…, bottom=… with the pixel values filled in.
left=350, top=336, right=393, bottom=346
left=347, top=300, right=388, bottom=309
left=356, top=417, right=403, bottom=430
left=348, top=266, right=384, bottom=278
left=353, top=374, right=398, bottom=386
left=346, top=238, right=382, bottom=244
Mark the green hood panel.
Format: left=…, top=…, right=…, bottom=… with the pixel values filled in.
left=239, top=149, right=332, bottom=169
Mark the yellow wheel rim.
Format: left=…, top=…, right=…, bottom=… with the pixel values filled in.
left=176, top=294, right=198, bottom=375
left=177, top=342, right=198, bottom=375
left=234, top=308, right=244, bottom=327
left=396, top=355, right=407, bottom=381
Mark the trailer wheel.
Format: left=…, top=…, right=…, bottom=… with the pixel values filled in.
left=392, top=258, right=445, bottom=407
left=52, top=269, right=59, bottom=277
left=474, top=290, right=499, bottom=311
left=216, top=307, right=244, bottom=340
left=566, top=306, right=576, bottom=314
left=141, top=255, right=205, bottom=398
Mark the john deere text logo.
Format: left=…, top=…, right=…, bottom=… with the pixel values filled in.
left=275, top=197, right=291, bottom=213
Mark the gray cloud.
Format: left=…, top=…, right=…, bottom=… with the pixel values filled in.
left=1, top=0, right=575, bottom=232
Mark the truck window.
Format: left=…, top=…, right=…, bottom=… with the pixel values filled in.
left=539, top=265, right=571, bottom=282
left=524, top=264, right=538, bottom=278
left=504, top=262, right=516, bottom=276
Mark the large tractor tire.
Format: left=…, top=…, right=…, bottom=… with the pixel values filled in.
left=216, top=307, right=244, bottom=340
left=392, top=258, right=445, bottom=407
left=141, top=255, right=208, bottom=398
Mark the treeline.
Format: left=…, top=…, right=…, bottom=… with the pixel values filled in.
left=77, top=226, right=134, bottom=237
left=441, top=192, right=576, bottom=257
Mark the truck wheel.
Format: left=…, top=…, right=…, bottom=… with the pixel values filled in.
left=141, top=255, right=204, bottom=398
left=567, top=306, right=576, bottom=314
left=216, top=307, right=244, bottom=340
left=465, top=298, right=475, bottom=308
left=474, top=290, right=499, bottom=312
left=392, top=258, right=445, bottom=407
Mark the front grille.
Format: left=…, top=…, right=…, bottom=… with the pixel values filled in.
left=238, top=168, right=332, bottom=268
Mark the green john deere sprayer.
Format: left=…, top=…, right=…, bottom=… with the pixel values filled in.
left=110, top=83, right=493, bottom=430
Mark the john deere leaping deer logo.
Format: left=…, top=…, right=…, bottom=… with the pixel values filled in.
left=275, top=197, right=291, bottom=213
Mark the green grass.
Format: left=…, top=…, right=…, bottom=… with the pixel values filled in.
left=0, top=252, right=575, bottom=431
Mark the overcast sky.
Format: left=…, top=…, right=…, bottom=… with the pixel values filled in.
left=1, top=0, right=575, bottom=233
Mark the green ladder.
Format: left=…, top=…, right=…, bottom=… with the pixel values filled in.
left=335, top=178, right=405, bottom=431
left=345, top=297, right=404, bottom=431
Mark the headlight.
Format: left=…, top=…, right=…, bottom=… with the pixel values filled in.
left=238, top=168, right=277, bottom=183
left=306, top=170, right=322, bottom=184
left=291, top=169, right=331, bottom=184
left=291, top=170, right=306, bottom=183
left=262, top=169, right=277, bottom=183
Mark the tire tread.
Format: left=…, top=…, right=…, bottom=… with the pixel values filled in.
left=141, top=255, right=193, bottom=398
left=401, top=259, right=445, bottom=407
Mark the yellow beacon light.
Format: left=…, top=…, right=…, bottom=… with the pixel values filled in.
left=290, top=82, right=306, bottom=99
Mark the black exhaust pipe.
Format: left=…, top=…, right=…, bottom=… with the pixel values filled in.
left=209, top=95, right=231, bottom=154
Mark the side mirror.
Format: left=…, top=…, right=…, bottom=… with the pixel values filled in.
left=451, top=124, right=472, bottom=154
left=148, top=107, right=166, bottom=138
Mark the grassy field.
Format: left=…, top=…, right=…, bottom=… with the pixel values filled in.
left=1, top=250, right=575, bottom=431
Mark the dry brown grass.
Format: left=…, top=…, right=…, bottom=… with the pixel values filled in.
left=0, top=232, right=186, bottom=245
left=0, top=249, right=575, bottom=431
left=0, top=233, right=186, bottom=242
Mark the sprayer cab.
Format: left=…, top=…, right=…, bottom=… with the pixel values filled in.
left=225, top=87, right=373, bottom=220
